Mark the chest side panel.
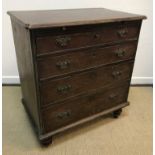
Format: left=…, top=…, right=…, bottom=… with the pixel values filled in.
left=11, top=19, right=41, bottom=133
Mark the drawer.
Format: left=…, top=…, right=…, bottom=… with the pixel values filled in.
left=37, top=41, right=137, bottom=80
left=41, top=81, right=129, bottom=133
left=35, top=21, right=141, bottom=55
left=40, top=61, right=133, bottom=106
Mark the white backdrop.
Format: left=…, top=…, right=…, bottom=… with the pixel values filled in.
left=2, top=0, right=153, bottom=84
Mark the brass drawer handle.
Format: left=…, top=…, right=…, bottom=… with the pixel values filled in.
left=57, top=84, right=72, bottom=93
left=109, top=94, right=118, bottom=100
left=117, top=28, right=128, bottom=38
left=56, top=36, right=71, bottom=47
left=115, top=49, right=125, bottom=57
left=56, top=60, right=71, bottom=69
left=57, top=110, right=71, bottom=119
left=112, top=71, right=122, bottom=78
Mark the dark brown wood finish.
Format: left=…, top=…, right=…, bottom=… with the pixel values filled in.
left=35, top=21, right=141, bottom=54
left=37, top=41, right=137, bottom=80
left=10, top=19, right=41, bottom=133
left=40, top=61, right=134, bottom=106
left=8, top=8, right=146, bottom=145
left=42, top=81, right=130, bottom=133
left=7, top=8, right=146, bottom=29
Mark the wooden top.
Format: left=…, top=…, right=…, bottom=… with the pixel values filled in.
left=8, top=8, right=146, bottom=29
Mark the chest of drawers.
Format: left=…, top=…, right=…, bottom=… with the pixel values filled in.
left=8, top=8, right=146, bottom=145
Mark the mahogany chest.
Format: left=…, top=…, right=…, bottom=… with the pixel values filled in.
left=8, top=8, right=146, bottom=145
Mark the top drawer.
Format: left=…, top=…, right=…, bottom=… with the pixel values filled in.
left=35, top=21, right=141, bottom=55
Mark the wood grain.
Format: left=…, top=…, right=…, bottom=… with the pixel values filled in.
left=37, top=41, right=137, bottom=80
left=11, top=19, right=40, bottom=132
left=8, top=8, right=145, bottom=145
left=40, top=61, right=134, bottom=106
left=7, top=8, right=146, bottom=29
left=41, top=81, right=130, bottom=133
left=35, top=21, right=141, bottom=54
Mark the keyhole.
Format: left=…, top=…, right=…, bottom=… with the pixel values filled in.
left=91, top=51, right=96, bottom=57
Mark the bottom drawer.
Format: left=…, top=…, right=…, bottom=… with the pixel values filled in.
left=42, top=81, right=130, bottom=133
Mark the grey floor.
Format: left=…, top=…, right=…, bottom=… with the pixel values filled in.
left=3, top=86, right=153, bottom=155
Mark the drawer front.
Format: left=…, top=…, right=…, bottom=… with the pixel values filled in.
left=36, top=21, right=141, bottom=55
left=37, top=41, right=137, bottom=80
left=42, top=81, right=129, bottom=133
left=40, top=61, right=133, bottom=106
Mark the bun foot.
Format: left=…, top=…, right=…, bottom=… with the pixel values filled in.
left=40, top=137, right=53, bottom=146
left=112, top=108, right=122, bottom=118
